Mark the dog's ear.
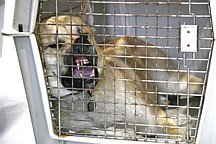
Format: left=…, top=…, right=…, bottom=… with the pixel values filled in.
left=80, top=0, right=94, bottom=26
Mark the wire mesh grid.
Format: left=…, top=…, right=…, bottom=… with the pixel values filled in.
left=35, top=0, right=213, bottom=143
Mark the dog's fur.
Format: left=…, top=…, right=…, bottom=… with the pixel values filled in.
left=37, top=1, right=203, bottom=139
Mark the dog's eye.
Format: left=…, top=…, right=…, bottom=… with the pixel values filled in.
left=48, top=44, right=63, bottom=49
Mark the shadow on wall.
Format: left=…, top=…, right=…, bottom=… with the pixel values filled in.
left=0, top=96, right=26, bottom=136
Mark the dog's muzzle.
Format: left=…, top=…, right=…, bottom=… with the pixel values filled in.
left=62, top=35, right=98, bottom=90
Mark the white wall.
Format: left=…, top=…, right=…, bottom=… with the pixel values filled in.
left=0, top=0, right=35, bottom=143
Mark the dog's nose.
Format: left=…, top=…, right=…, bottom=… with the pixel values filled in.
left=73, top=35, right=91, bottom=54
left=74, top=35, right=89, bottom=43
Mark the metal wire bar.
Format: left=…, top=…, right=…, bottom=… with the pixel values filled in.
left=54, top=0, right=62, bottom=136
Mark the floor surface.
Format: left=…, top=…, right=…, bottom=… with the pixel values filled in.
left=0, top=37, right=36, bottom=144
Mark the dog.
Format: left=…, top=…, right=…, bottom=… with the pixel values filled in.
left=37, top=1, right=203, bottom=140
left=37, top=1, right=97, bottom=97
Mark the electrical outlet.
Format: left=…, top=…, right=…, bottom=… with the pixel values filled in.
left=181, top=25, right=198, bottom=52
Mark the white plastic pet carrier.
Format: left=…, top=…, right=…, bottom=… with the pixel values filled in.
left=1, top=0, right=216, bottom=143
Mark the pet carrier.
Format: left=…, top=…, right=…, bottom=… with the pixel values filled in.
left=1, top=0, right=216, bottom=143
